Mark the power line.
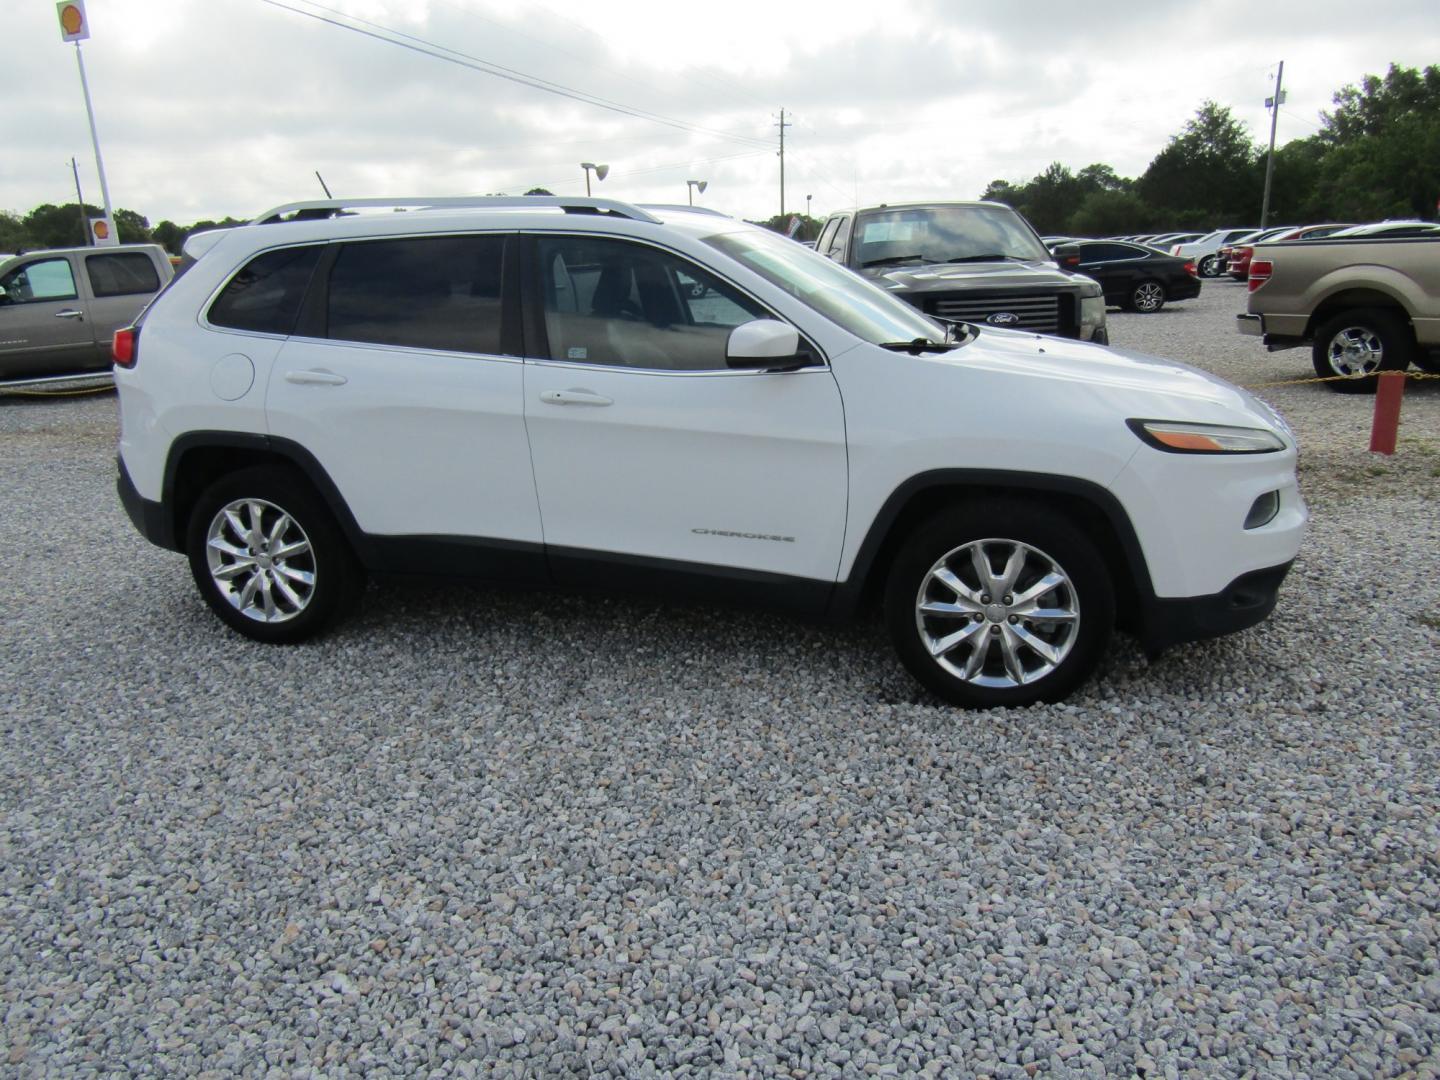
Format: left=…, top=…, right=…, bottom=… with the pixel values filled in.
left=258, top=0, right=773, bottom=150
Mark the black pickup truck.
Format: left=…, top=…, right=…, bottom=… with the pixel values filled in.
left=815, top=201, right=1108, bottom=344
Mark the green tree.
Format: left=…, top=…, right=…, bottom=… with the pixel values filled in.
left=524, top=187, right=554, bottom=196
left=1314, top=64, right=1440, bottom=219
left=23, top=203, right=99, bottom=248
left=0, top=212, right=33, bottom=252
left=1137, top=102, right=1262, bottom=224
left=1068, top=190, right=1157, bottom=237
left=114, top=208, right=152, bottom=244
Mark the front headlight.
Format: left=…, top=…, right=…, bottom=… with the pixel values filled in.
left=1127, top=419, right=1286, bottom=454
left=1080, top=294, right=1106, bottom=329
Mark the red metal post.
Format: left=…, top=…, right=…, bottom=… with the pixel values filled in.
left=1369, top=372, right=1405, bottom=455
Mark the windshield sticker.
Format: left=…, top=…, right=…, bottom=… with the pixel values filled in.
left=861, top=221, right=922, bottom=243
left=567, top=346, right=588, bottom=360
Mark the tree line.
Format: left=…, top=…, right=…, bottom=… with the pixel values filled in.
left=982, top=63, right=1438, bottom=236
left=2, top=64, right=1433, bottom=254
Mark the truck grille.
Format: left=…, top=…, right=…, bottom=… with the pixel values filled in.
left=925, top=293, right=1063, bottom=335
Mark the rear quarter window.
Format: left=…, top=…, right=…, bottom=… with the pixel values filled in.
left=208, top=246, right=323, bottom=335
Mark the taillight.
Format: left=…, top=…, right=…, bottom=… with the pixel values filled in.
left=1170, top=245, right=1181, bottom=255
left=1060, top=254, right=1081, bottom=268
left=1248, top=259, right=1273, bottom=292
left=1183, top=260, right=1197, bottom=277
left=112, top=327, right=138, bottom=368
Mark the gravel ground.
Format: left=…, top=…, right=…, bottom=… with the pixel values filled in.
left=1, top=282, right=1437, bottom=1078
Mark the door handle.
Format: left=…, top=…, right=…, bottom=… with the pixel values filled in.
left=285, top=369, right=348, bottom=386
left=540, top=389, right=612, bottom=406
left=54, top=309, right=85, bottom=320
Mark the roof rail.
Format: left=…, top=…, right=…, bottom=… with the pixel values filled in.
left=637, top=203, right=730, bottom=218
left=248, top=196, right=662, bottom=226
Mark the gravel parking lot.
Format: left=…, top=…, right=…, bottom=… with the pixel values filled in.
left=2, top=281, right=1437, bottom=1077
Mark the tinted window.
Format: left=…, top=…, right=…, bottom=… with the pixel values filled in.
left=326, top=235, right=505, bottom=354
left=210, top=246, right=322, bottom=334
left=537, top=236, right=767, bottom=371
left=1, top=258, right=77, bottom=303
left=86, top=252, right=161, bottom=298
left=1081, top=243, right=1144, bottom=263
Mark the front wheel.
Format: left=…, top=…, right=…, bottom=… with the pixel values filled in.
left=1312, top=308, right=1413, bottom=394
left=884, top=501, right=1114, bottom=708
left=186, top=466, right=362, bottom=643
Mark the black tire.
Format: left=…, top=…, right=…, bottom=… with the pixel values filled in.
left=1311, top=307, right=1413, bottom=394
left=1199, top=254, right=1225, bottom=278
left=186, top=465, right=362, bottom=643
left=1413, top=349, right=1440, bottom=375
left=1129, top=280, right=1166, bottom=313
left=883, top=500, right=1114, bottom=708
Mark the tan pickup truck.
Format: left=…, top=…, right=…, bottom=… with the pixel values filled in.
left=0, top=243, right=173, bottom=384
left=1236, top=236, right=1440, bottom=393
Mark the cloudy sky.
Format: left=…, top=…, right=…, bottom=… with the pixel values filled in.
left=5, top=0, right=1438, bottom=228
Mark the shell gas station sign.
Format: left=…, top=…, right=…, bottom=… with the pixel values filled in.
left=57, top=1, right=90, bottom=42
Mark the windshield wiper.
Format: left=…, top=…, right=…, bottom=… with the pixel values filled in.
left=878, top=338, right=959, bottom=354
left=860, top=254, right=926, bottom=268
left=944, top=253, right=1031, bottom=263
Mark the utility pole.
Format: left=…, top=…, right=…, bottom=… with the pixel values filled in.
left=775, top=108, right=791, bottom=220
left=70, top=158, right=89, bottom=246
left=1260, top=61, right=1285, bottom=229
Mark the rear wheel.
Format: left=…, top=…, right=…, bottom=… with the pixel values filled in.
left=1199, top=254, right=1225, bottom=278
left=884, top=501, right=1114, bottom=708
left=1129, top=280, right=1166, bottom=313
left=186, top=466, right=362, bottom=642
left=1312, top=308, right=1413, bottom=394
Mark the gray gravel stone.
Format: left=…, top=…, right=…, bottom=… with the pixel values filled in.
left=1, top=284, right=1437, bottom=1076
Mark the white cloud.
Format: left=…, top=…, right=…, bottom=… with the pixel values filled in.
left=2, top=0, right=1436, bottom=226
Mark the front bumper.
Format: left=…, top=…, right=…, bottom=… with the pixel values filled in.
left=1137, top=560, right=1294, bottom=654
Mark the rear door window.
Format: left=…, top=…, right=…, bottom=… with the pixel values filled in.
left=209, top=246, right=323, bottom=335
left=86, top=252, right=161, bottom=297
left=324, top=235, right=506, bottom=354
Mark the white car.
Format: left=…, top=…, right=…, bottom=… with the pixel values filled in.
left=114, top=196, right=1306, bottom=708
left=1172, top=228, right=1263, bottom=277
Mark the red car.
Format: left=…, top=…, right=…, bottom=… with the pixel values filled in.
left=1226, top=224, right=1353, bottom=280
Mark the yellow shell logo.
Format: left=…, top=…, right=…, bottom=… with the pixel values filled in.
left=93, top=220, right=110, bottom=240
left=60, top=4, right=84, bottom=35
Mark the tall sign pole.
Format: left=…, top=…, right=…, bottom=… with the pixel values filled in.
left=1260, top=61, right=1285, bottom=230
left=58, top=2, right=118, bottom=246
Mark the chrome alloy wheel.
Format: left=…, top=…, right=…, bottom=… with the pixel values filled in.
left=1326, top=325, right=1384, bottom=377
left=914, top=538, right=1080, bottom=689
left=1133, top=282, right=1164, bottom=312
left=205, top=497, right=316, bottom=623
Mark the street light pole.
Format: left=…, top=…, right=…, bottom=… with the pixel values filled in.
left=1260, top=61, right=1285, bottom=229
left=687, top=179, right=707, bottom=206
left=580, top=162, right=609, bottom=196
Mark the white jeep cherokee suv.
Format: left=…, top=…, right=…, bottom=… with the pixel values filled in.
left=114, top=196, right=1305, bottom=708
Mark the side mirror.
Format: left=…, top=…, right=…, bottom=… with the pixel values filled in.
left=726, top=319, right=807, bottom=370
left=1052, top=243, right=1082, bottom=270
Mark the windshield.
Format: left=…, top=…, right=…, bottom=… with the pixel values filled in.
left=705, top=229, right=949, bottom=347
left=850, top=205, right=1051, bottom=267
